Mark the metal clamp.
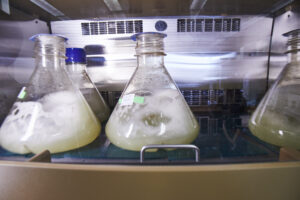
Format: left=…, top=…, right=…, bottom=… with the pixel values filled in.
left=140, top=144, right=200, bottom=163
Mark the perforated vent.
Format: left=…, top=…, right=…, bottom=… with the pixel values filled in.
left=177, top=19, right=186, bottom=32
left=117, top=21, right=125, bottom=34
left=81, top=20, right=143, bottom=35
left=99, top=22, right=107, bottom=34
left=177, top=18, right=240, bottom=32
left=134, top=20, right=143, bottom=33
left=108, top=22, right=116, bottom=34
left=232, top=18, right=241, bottom=32
left=90, top=22, right=99, bottom=35
left=214, top=19, right=222, bottom=32
left=81, top=23, right=90, bottom=35
left=187, top=19, right=195, bottom=32
left=204, top=19, right=213, bottom=32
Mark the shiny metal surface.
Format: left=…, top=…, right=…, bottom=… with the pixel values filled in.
left=51, top=15, right=272, bottom=99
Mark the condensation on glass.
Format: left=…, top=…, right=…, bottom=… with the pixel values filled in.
left=249, top=29, right=300, bottom=150
left=0, top=34, right=101, bottom=154
left=105, top=32, right=200, bottom=151
left=65, top=48, right=110, bottom=122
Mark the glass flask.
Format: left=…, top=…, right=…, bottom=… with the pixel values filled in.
left=0, top=34, right=101, bottom=154
left=105, top=32, right=200, bottom=151
left=249, top=29, right=300, bottom=150
left=65, top=48, right=110, bottom=122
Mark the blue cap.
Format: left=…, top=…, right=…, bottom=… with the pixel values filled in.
left=66, top=48, right=86, bottom=64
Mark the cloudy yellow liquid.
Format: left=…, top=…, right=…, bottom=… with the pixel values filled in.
left=106, top=89, right=199, bottom=151
left=249, top=85, right=300, bottom=150
left=0, top=91, right=101, bottom=154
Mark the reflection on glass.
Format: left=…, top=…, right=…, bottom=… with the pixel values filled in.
left=105, top=32, right=199, bottom=151
left=249, top=29, right=300, bottom=150
left=65, top=48, right=110, bottom=122
left=0, top=35, right=100, bottom=154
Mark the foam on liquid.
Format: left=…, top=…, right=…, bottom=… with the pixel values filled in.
left=105, top=89, right=199, bottom=151
left=0, top=91, right=101, bottom=154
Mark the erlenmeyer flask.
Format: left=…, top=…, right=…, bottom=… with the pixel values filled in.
left=249, top=29, right=300, bottom=150
left=105, top=32, right=199, bottom=151
left=65, top=48, right=110, bottom=122
left=0, top=34, right=101, bottom=154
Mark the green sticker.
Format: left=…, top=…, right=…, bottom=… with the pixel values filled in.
left=134, top=96, right=144, bottom=104
left=17, top=87, right=27, bottom=99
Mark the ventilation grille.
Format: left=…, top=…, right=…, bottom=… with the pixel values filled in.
left=177, top=18, right=240, bottom=32
left=81, top=20, right=143, bottom=35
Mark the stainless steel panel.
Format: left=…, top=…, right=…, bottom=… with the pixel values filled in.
left=51, top=15, right=271, bottom=106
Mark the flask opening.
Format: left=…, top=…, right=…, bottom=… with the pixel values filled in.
left=132, top=32, right=167, bottom=56
left=31, top=34, right=67, bottom=57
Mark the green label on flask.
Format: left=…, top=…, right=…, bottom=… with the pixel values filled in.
left=17, top=87, right=27, bottom=99
left=133, top=96, right=144, bottom=104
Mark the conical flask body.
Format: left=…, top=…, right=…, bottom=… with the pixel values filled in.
left=249, top=62, right=300, bottom=149
left=0, top=35, right=101, bottom=154
left=105, top=33, right=199, bottom=151
left=249, top=30, right=300, bottom=150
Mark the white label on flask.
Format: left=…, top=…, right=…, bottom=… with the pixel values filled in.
left=120, top=94, right=135, bottom=106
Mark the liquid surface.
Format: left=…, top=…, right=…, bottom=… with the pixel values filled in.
left=249, top=84, right=300, bottom=149
left=106, top=89, right=199, bottom=151
left=0, top=91, right=101, bottom=154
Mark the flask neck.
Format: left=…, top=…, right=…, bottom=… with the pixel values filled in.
left=34, top=35, right=66, bottom=70
left=134, top=33, right=166, bottom=68
left=137, top=54, right=164, bottom=68
left=35, top=55, right=65, bottom=71
left=285, top=29, right=300, bottom=64
left=135, top=32, right=166, bottom=55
